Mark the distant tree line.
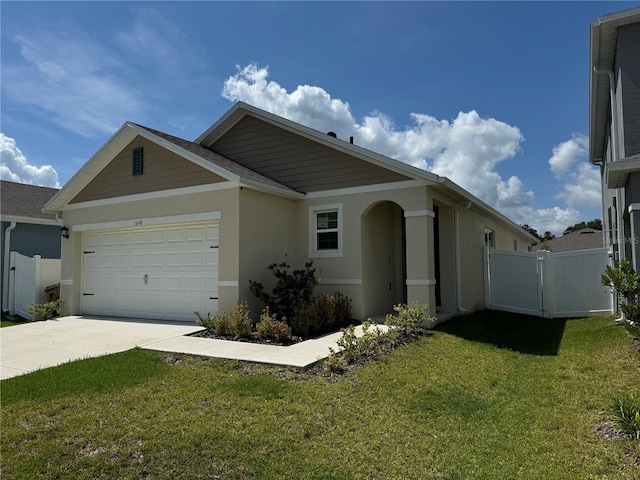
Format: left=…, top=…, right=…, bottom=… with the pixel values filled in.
left=519, top=218, right=602, bottom=242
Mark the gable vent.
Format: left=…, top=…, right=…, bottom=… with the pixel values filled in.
left=132, top=147, right=143, bottom=175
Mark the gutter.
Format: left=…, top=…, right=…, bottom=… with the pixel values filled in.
left=2, top=221, right=16, bottom=314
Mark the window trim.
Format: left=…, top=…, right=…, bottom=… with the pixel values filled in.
left=309, top=203, right=343, bottom=258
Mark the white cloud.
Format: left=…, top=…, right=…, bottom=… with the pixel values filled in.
left=0, top=134, right=59, bottom=187
left=3, top=8, right=197, bottom=139
left=223, top=64, right=585, bottom=234
left=548, top=135, right=601, bottom=210
left=3, top=29, right=144, bottom=137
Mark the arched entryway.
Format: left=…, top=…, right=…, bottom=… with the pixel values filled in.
left=361, top=201, right=406, bottom=318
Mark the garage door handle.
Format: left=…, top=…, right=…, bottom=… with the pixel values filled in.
left=143, top=274, right=148, bottom=285
left=83, top=293, right=94, bottom=296
left=210, top=297, right=218, bottom=300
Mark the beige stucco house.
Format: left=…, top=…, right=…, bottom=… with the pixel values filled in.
left=45, top=102, right=537, bottom=323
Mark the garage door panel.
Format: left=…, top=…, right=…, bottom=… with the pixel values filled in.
left=83, top=222, right=219, bottom=321
left=147, top=252, right=165, bottom=268
left=99, top=233, right=115, bottom=246
left=131, top=232, right=146, bottom=245
left=131, top=253, right=146, bottom=268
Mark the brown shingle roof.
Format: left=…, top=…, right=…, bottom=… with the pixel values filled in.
left=1, top=180, right=59, bottom=222
left=533, top=228, right=605, bottom=252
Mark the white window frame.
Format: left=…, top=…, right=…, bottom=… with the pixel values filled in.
left=309, top=203, right=343, bottom=258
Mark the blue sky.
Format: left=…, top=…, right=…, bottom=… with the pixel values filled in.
left=1, top=1, right=635, bottom=234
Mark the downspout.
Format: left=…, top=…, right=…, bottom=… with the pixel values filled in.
left=594, top=66, right=625, bottom=324
left=2, top=221, right=17, bottom=314
left=454, top=201, right=472, bottom=314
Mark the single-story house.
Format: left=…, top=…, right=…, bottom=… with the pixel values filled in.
left=533, top=228, right=605, bottom=252
left=44, top=102, right=538, bottom=322
left=1, top=180, right=61, bottom=314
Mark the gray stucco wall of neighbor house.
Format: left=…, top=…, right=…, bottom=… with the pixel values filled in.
left=617, top=23, right=640, bottom=158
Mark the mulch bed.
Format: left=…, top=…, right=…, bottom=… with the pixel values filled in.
left=188, top=329, right=303, bottom=346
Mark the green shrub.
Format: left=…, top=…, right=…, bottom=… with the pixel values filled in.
left=385, top=302, right=432, bottom=337
left=28, top=299, right=63, bottom=320
left=610, top=392, right=640, bottom=439
left=326, top=303, right=432, bottom=375
left=249, top=261, right=319, bottom=321
left=333, top=291, right=353, bottom=325
left=325, top=349, right=347, bottom=374
left=288, top=292, right=354, bottom=338
left=624, top=321, right=640, bottom=341
left=255, top=307, right=291, bottom=342
left=602, top=260, right=640, bottom=322
left=194, top=310, right=231, bottom=336
left=229, top=301, right=252, bottom=338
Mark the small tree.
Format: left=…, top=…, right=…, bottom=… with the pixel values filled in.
left=602, top=260, right=640, bottom=323
left=248, top=261, right=319, bottom=320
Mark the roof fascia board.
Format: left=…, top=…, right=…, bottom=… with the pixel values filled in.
left=0, top=215, right=62, bottom=226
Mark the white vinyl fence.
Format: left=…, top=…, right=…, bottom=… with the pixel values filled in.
left=486, top=247, right=614, bottom=318
left=7, top=252, right=61, bottom=320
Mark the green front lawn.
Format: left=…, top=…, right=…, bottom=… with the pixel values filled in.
left=1, top=312, right=638, bottom=479
left=0, top=315, right=29, bottom=328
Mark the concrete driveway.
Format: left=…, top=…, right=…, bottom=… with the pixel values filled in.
left=0, top=316, right=203, bottom=380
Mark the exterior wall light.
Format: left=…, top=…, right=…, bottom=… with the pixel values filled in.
left=61, top=226, right=69, bottom=239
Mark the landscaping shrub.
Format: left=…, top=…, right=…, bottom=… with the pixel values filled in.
left=194, top=310, right=232, bottom=336
left=196, top=301, right=252, bottom=338
left=326, top=303, right=433, bottom=374
left=385, top=301, right=431, bottom=338
left=249, top=261, right=319, bottom=321
left=255, top=307, right=291, bottom=342
left=28, top=299, right=63, bottom=320
left=229, top=300, right=252, bottom=337
left=610, top=392, right=640, bottom=439
left=602, top=260, right=640, bottom=322
left=250, top=261, right=354, bottom=338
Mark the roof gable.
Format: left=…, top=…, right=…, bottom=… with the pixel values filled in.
left=46, top=122, right=302, bottom=212
left=1, top=180, right=60, bottom=224
left=208, top=114, right=412, bottom=193
left=198, top=102, right=439, bottom=188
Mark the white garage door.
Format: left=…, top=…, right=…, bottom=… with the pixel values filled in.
left=82, top=222, right=219, bottom=321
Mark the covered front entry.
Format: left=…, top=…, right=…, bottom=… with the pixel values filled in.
left=81, top=222, right=219, bottom=321
left=361, top=201, right=406, bottom=318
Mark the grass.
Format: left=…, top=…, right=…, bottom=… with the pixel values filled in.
left=0, top=315, right=30, bottom=328
left=1, top=312, right=639, bottom=479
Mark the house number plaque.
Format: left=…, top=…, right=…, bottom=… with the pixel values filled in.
left=133, top=220, right=143, bottom=227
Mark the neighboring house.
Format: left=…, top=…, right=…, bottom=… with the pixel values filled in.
left=44, top=102, right=538, bottom=322
left=590, top=7, right=640, bottom=269
left=533, top=228, right=605, bottom=252
left=1, top=180, right=62, bottom=314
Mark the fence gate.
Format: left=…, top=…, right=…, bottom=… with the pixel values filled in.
left=486, top=247, right=614, bottom=318
left=8, top=252, right=61, bottom=320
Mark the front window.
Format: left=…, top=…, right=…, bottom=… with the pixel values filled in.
left=309, top=204, right=342, bottom=258
left=316, top=211, right=338, bottom=250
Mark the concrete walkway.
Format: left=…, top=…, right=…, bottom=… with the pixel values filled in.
left=1, top=316, right=372, bottom=380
